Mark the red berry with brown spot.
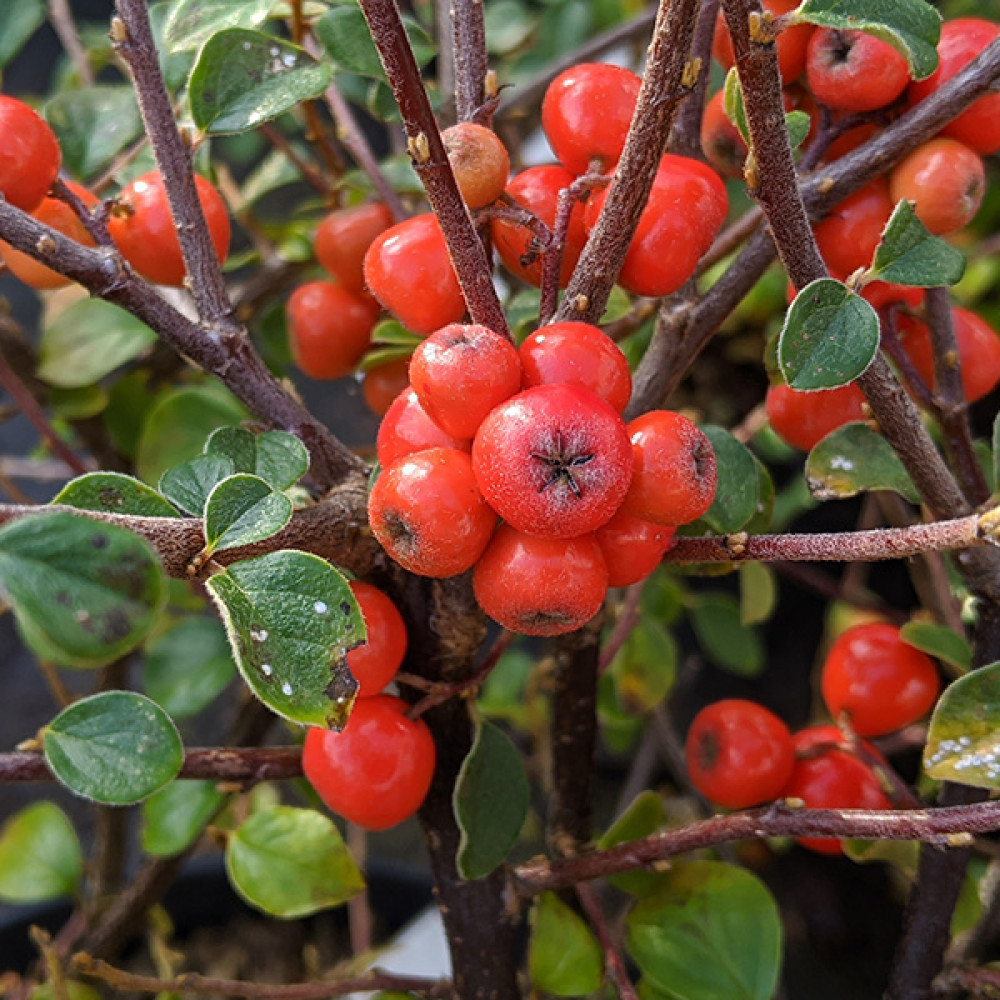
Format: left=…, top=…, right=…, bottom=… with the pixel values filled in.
left=805, top=28, right=910, bottom=112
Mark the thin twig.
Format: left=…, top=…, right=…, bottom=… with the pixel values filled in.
left=48, top=0, right=94, bottom=86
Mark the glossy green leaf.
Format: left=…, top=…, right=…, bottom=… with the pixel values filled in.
left=141, top=779, right=225, bottom=857
left=924, top=663, right=1000, bottom=789
left=529, top=892, right=604, bottom=997
left=37, top=300, right=157, bottom=389
left=0, top=0, right=45, bottom=67
left=609, top=618, right=677, bottom=714
left=626, top=861, right=782, bottom=1000
left=477, top=648, right=537, bottom=729
left=785, top=109, right=811, bottom=150
left=806, top=422, right=920, bottom=503
left=723, top=68, right=750, bottom=147
left=598, top=791, right=668, bottom=895
left=454, top=717, right=530, bottom=880
left=203, top=474, right=293, bottom=553
left=0, top=803, right=82, bottom=903
left=205, top=427, right=309, bottom=490
left=699, top=425, right=759, bottom=533
left=0, top=511, right=167, bottom=668
left=143, top=616, right=237, bottom=717
left=901, top=620, right=971, bottom=673
left=189, top=29, right=332, bottom=135
left=690, top=593, right=764, bottom=677
left=206, top=550, right=363, bottom=727
left=779, top=279, right=880, bottom=390
left=370, top=319, right=425, bottom=347
left=870, top=200, right=966, bottom=287
left=793, top=0, right=941, bottom=79
left=740, top=562, right=776, bottom=625
left=159, top=454, right=235, bottom=516
left=44, top=86, right=144, bottom=179
left=53, top=473, right=178, bottom=518
left=162, top=0, right=274, bottom=52
left=315, top=5, right=435, bottom=78
left=598, top=670, right=645, bottom=755
left=44, top=692, right=183, bottom=804
left=225, top=805, right=365, bottom=917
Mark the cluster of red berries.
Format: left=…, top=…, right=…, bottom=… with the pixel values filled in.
left=367, top=319, right=717, bottom=636
left=303, top=580, right=437, bottom=831
left=0, top=94, right=230, bottom=290
left=685, top=622, right=940, bottom=854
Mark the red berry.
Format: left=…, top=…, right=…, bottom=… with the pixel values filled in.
left=376, top=387, right=469, bottom=468
left=889, top=138, right=985, bottom=236
left=765, top=382, right=867, bottom=452
left=701, top=88, right=748, bottom=179
left=713, top=0, right=813, bottom=84
left=813, top=177, right=893, bottom=277
left=783, top=725, right=891, bottom=854
left=621, top=411, right=716, bottom=526
left=805, top=28, right=910, bottom=112
left=441, top=122, right=510, bottom=209
left=541, top=63, right=642, bottom=175
left=368, top=447, right=496, bottom=578
left=519, top=321, right=632, bottom=413
left=821, top=622, right=940, bottom=737
left=315, top=202, right=394, bottom=296
left=288, top=281, right=380, bottom=380
left=594, top=510, right=675, bottom=588
left=492, top=165, right=587, bottom=288
left=302, top=695, right=435, bottom=831
left=347, top=581, right=407, bottom=698
left=363, top=213, right=465, bottom=336
left=362, top=359, right=411, bottom=417
left=685, top=700, right=796, bottom=810
left=0, top=95, right=61, bottom=212
left=472, top=384, right=633, bottom=539
left=1, top=180, right=97, bottom=290
left=409, top=323, right=522, bottom=438
left=109, top=171, right=230, bottom=287
left=473, top=524, right=608, bottom=636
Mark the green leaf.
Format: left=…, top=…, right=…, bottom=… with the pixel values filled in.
left=314, top=5, right=435, bottom=78
left=370, top=319, right=425, bottom=347
left=44, top=86, right=144, bottom=179
left=0, top=511, right=167, bottom=668
left=740, top=562, right=776, bottom=625
left=689, top=593, right=764, bottom=677
left=44, top=692, right=183, bottom=805
left=529, top=892, right=604, bottom=997
left=0, top=803, right=83, bottom=903
left=598, top=791, right=668, bottom=896
left=53, top=472, right=178, bottom=518
left=0, top=0, right=45, bottom=68
left=203, top=474, right=293, bottom=553
left=143, top=616, right=237, bottom=717
left=806, top=422, right=920, bottom=503
left=608, top=618, right=677, bottom=714
left=225, top=805, right=365, bottom=917
left=793, top=0, right=942, bottom=79
left=206, top=550, right=364, bottom=727
left=49, top=385, right=109, bottom=421
left=242, top=146, right=302, bottom=204
left=454, top=717, right=530, bottom=880
left=785, top=109, right=811, bottom=150
left=359, top=345, right=417, bottom=372
left=779, top=279, right=880, bottom=389
left=925, top=663, right=1000, bottom=789
left=37, top=300, right=157, bottom=389
left=723, top=68, right=750, bottom=147
left=162, top=0, right=274, bottom=52
left=189, top=29, right=333, bottom=135
left=869, top=200, right=966, bottom=287
left=699, top=425, right=759, bottom=533
left=141, top=779, right=225, bottom=857
left=901, top=620, right=971, bottom=673
left=205, top=426, right=309, bottom=489
left=159, top=454, right=235, bottom=516
left=626, top=861, right=782, bottom=1000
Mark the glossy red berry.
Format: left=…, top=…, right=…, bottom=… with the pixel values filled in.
left=685, top=700, right=796, bottom=810
left=765, top=382, right=867, bottom=452
left=472, top=384, right=633, bottom=539
left=287, top=281, right=380, bottom=380
left=621, top=411, right=716, bottom=526
left=363, top=213, right=465, bottom=336
left=409, top=323, right=522, bottom=439
left=701, top=88, right=748, bottom=179
left=805, top=28, right=910, bottom=112
left=813, top=178, right=893, bottom=278
left=473, top=524, right=608, bottom=636
left=594, top=510, right=675, bottom=588
left=376, top=387, right=469, bottom=468
left=821, top=622, right=940, bottom=737
left=109, top=171, right=230, bottom=287
left=492, top=165, right=587, bottom=288
left=362, top=359, right=411, bottom=417
left=441, top=122, right=510, bottom=208
left=713, top=0, right=813, bottom=84
left=347, top=581, right=407, bottom=698
left=315, top=202, right=394, bottom=296
left=541, top=63, right=642, bottom=175
left=519, top=321, right=632, bottom=413
left=0, top=95, right=61, bottom=212
left=368, top=447, right=496, bottom=578
left=302, top=695, right=435, bottom=831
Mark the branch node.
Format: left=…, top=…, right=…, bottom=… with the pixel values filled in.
left=681, top=57, right=702, bottom=90
left=109, top=16, right=127, bottom=45
left=407, top=132, right=432, bottom=164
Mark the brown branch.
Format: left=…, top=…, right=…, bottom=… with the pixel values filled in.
left=451, top=0, right=490, bottom=123
left=575, top=883, right=639, bottom=1000
left=669, top=0, right=720, bottom=159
